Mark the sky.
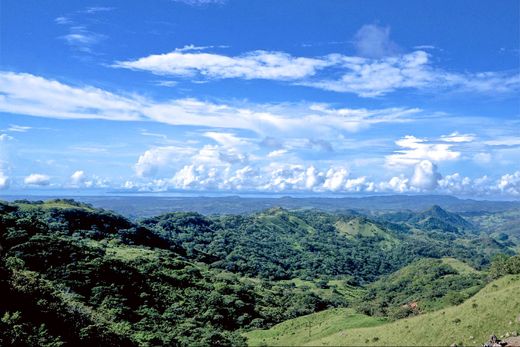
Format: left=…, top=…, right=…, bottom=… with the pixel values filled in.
left=0, top=0, right=519, bottom=198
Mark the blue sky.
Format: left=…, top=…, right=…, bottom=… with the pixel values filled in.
left=0, top=0, right=519, bottom=197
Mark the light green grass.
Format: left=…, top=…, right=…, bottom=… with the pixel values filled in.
left=246, top=275, right=520, bottom=346
left=16, top=200, right=95, bottom=212
left=335, top=218, right=385, bottom=238
left=441, top=257, right=479, bottom=274
left=279, top=278, right=361, bottom=301
left=105, top=245, right=159, bottom=261
left=245, top=308, right=387, bottom=346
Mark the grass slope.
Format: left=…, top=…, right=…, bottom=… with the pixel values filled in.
left=245, top=308, right=387, bottom=346
left=246, top=275, right=520, bottom=346
left=440, top=257, right=480, bottom=274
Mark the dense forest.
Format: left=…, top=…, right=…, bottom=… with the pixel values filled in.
left=1, top=199, right=519, bottom=346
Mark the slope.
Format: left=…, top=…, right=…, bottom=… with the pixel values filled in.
left=246, top=275, right=520, bottom=346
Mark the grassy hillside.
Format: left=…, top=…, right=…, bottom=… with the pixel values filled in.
left=245, top=308, right=387, bottom=346
left=354, top=257, right=485, bottom=317
left=441, top=257, right=480, bottom=274
left=246, top=275, right=520, bottom=346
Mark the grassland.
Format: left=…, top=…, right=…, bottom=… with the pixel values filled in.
left=245, top=308, right=387, bottom=346
left=440, top=257, right=480, bottom=274
left=246, top=275, right=520, bottom=346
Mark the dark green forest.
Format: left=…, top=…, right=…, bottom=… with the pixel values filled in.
left=0, top=199, right=518, bottom=346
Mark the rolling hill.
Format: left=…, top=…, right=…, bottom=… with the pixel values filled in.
left=245, top=274, right=520, bottom=346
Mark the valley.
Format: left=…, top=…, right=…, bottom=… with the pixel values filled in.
left=1, top=197, right=519, bottom=346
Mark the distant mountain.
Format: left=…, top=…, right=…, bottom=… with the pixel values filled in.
left=409, top=205, right=475, bottom=234
left=4, top=194, right=520, bottom=218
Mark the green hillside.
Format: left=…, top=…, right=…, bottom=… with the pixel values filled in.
left=245, top=308, right=387, bottom=346
left=354, top=258, right=485, bottom=317
left=2, top=199, right=519, bottom=346
left=246, top=275, right=520, bottom=346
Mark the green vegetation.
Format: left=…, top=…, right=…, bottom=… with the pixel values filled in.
left=0, top=199, right=518, bottom=346
left=142, top=207, right=507, bottom=282
left=245, top=308, right=387, bottom=346
left=246, top=275, right=520, bottom=346
left=355, top=258, right=485, bottom=318
left=0, top=201, right=332, bottom=346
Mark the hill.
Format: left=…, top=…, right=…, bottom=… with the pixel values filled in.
left=1, top=199, right=518, bottom=346
left=245, top=275, right=520, bottom=346
left=142, top=208, right=503, bottom=282
left=355, top=258, right=485, bottom=317
left=5, top=195, right=519, bottom=218
left=409, top=205, right=474, bottom=234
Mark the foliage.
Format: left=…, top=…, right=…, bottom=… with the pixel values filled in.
left=246, top=275, right=520, bottom=346
left=354, top=258, right=485, bottom=318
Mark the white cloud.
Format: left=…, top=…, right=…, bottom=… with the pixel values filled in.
left=344, top=176, right=369, bottom=192
left=135, top=146, right=196, bottom=177
left=353, top=24, right=400, bottom=58
left=60, top=26, right=106, bottom=53
left=83, top=7, right=115, bottom=14
left=0, top=134, right=13, bottom=142
left=114, top=50, right=329, bottom=80
left=386, top=135, right=461, bottom=167
left=267, top=149, right=288, bottom=158
left=114, top=46, right=519, bottom=97
left=0, top=72, right=143, bottom=121
left=0, top=171, right=9, bottom=189
left=473, top=152, right=492, bottom=164
left=379, top=175, right=410, bottom=193
left=24, top=173, right=50, bottom=186
left=440, top=132, right=475, bottom=143
left=70, top=170, right=86, bottom=185
left=55, top=16, right=72, bottom=25
left=323, top=167, right=349, bottom=191
left=0, top=72, right=417, bottom=136
left=203, top=131, right=251, bottom=148
left=67, top=171, right=110, bottom=188
left=410, top=160, right=441, bottom=190
left=6, top=124, right=32, bottom=132
left=496, top=171, right=520, bottom=196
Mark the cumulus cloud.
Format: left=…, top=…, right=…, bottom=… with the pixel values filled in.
left=323, top=167, right=349, bottom=191
left=0, top=171, right=9, bottom=189
left=386, top=135, right=461, bottom=167
left=496, top=171, right=520, bottom=196
left=410, top=160, right=441, bottom=190
left=70, top=170, right=86, bottom=185
left=135, top=146, right=196, bottom=177
left=124, top=155, right=520, bottom=197
left=24, top=173, right=50, bottom=186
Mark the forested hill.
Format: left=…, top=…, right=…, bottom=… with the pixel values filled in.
left=0, top=199, right=518, bottom=346
left=5, top=195, right=519, bottom=218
